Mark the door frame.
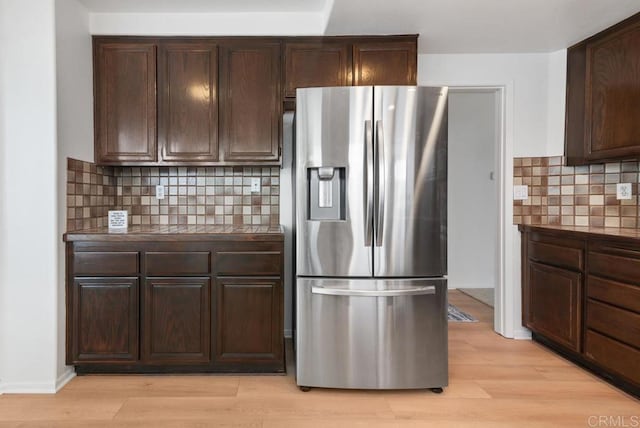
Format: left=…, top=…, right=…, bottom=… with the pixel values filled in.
left=448, top=86, right=515, bottom=338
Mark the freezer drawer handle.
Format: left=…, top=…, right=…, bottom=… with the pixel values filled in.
left=311, top=285, right=435, bottom=297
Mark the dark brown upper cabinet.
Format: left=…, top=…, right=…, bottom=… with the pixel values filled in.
left=158, top=42, right=219, bottom=163
left=219, top=41, right=281, bottom=163
left=565, top=12, right=640, bottom=165
left=284, top=41, right=352, bottom=98
left=353, top=39, right=417, bottom=86
left=93, top=35, right=417, bottom=166
left=94, top=41, right=157, bottom=164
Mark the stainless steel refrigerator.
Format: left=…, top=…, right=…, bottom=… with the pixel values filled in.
left=295, top=86, right=449, bottom=391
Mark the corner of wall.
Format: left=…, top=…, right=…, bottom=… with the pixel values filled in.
left=55, top=367, right=76, bottom=392
left=546, top=49, right=568, bottom=156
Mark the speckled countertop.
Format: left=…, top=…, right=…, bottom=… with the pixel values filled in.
left=518, top=224, right=640, bottom=241
left=63, top=224, right=284, bottom=242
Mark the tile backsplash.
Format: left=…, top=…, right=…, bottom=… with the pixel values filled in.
left=66, top=158, right=280, bottom=231
left=514, top=156, right=639, bottom=228
left=66, top=159, right=117, bottom=231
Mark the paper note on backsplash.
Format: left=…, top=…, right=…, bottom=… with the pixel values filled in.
left=108, top=210, right=128, bottom=231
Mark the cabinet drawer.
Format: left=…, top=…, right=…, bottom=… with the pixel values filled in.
left=587, top=276, right=640, bottom=313
left=585, top=330, right=640, bottom=385
left=528, top=241, right=583, bottom=271
left=145, top=252, right=210, bottom=276
left=588, top=249, right=640, bottom=285
left=587, top=299, right=640, bottom=349
left=215, top=251, right=282, bottom=276
left=73, top=252, right=139, bottom=275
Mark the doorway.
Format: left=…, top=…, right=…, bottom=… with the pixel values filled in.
left=447, top=88, right=502, bottom=326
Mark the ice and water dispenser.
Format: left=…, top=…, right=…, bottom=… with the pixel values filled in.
left=307, top=167, right=346, bottom=220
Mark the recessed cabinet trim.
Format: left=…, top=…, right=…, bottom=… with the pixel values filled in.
left=94, top=42, right=157, bottom=164
left=219, top=42, right=282, bottom=163
left=158, top=42, right=219, bottom=163
left=565, top=12, right=640, bottom=165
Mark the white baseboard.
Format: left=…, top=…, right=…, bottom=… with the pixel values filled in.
left=55, top=367, right=76, bottom=392
left=0, top=380, right=57, bottom=394
left=0, top=367, right=76, bottom=394
left=512, top=327, right=532, bottom=340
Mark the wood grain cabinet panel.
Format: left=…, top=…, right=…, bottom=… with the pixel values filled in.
left=215, top=278, right=283, bottom=367
left=565, top=12, right=640, bottom=165
left=353, top=41, right=417, bottom=86
left=520, top=225, right=640, bottom=397
left=158, top=42, right=219, bottom=163
left=94, top=41, right=157, bottom=164
left=73, top=251, right=139, bottom=276
left=219, top=42, right=281, bottom=163
left=214, top=251, right=282, bottom=276
left=145, top=251, right=210, bottom=276
left=587, top=299, right=640, bottom=349
left=284, top=41, right=351, bottom=97
left=69, top=277, right=139, bottom=363
left=143, top=277, right=211, bottom=364
left=527, top=262, right=582, bottom=352
left=585, top=20, right=640, bottom=161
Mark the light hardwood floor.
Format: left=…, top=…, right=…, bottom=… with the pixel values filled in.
left=1, top=291, right=638, bottom=427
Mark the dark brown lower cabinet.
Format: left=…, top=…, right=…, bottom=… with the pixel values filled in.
left=64, top=235, right=284, bottom=373
left=520, top=225, right=640, bottom=398
left=69, top=277, right=139, bottom=363
left=215, top=278, right=283, bottom=370
left=143, top=277, right=211, bottom=364
left=527, top=262, right=582, bottom=352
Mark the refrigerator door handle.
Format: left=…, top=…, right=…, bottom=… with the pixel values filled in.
left=311, top=285, right=435, bottom=297
left=364, top=120, right=374, bottom=247
left=375, top=120, right=385, bottom=247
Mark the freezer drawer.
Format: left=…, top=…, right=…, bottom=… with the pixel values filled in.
left=295, top=277, right=448, bottom=390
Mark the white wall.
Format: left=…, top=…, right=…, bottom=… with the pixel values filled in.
left=89, top=12, right=325, bottom=35
left=546, top=50, right=568, bottom=156
left=419, top=51, right=566, bottom=338
left=448, top=90, right=499, bottom=291
left=0, top=0, right=7, bottom=394
left=0, top=0, right=60, bottom=393
left=55, top=0, right=94, bottom=387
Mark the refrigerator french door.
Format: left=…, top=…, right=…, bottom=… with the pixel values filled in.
left=295, top=86, right=448, bottom=390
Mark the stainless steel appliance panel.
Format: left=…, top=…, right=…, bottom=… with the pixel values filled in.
left=295, top=87, right=373, bottom=277
left=373, top=86, right=448, bottom=277
left=296, top=277, right=448, bottom=389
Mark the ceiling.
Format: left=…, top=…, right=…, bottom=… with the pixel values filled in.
left=78, top=0, right=640, bottom=53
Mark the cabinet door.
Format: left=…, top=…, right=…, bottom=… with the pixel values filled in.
left=143, top=277, right=211, bottom=364
left=219, top=42, right=281, bottom=163
left=584, top=22, right=640, bottom=161
left=284, top=41, right=351, bottom=98
left=353, top=41, right=417, bottom=86
left=69, top=277, right=139, bottom=363
left=158, top=42, right=219, bottom=163
left=527, top=261, right=582, bottom=352
left=215, top=278, right=283, bottom=367
left=94, top=41, right=157, bottom=164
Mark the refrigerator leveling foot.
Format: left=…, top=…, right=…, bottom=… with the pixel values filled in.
left=299, top=386, right=312, bottom=392
left=430, top=387, right=444, bottom=394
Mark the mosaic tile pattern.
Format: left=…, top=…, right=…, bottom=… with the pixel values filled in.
left=66, top=158, right=281, bottom=231
left=514, top=156, right=639, bottom=228
left=66, top=158, right=117, bottom=231
left=115, top=166, right=280, bottom=226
